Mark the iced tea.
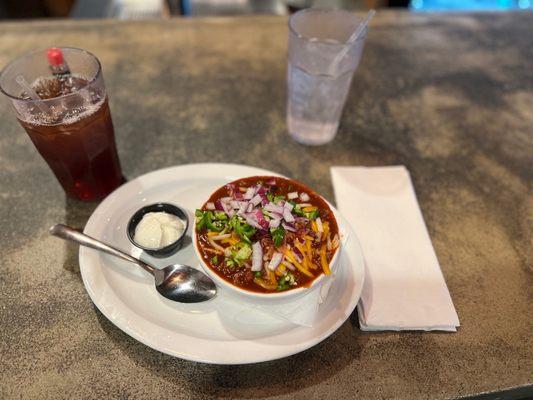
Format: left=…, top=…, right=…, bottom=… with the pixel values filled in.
left=0, top=48, right=124, bottom=201
left=19, top=76, right=123, bottom=200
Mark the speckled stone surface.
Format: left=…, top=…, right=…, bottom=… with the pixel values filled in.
left=0, top=11, right=532, bottom=400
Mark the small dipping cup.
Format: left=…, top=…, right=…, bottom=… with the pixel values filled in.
left=127, top=203, right=189, bottom=258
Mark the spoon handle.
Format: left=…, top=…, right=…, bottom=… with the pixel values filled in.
left=49, top=224, right=155, bottom=276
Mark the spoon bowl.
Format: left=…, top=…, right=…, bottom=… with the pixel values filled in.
left=50, top=224, right=216, bottom=303
left=154, top=264, right=216, bottom=303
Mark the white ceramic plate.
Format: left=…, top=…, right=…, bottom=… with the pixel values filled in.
left=80, top=163, right=365, bottom=364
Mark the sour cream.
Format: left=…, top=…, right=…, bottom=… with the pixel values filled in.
left=134, top=212, right=185, bottom=249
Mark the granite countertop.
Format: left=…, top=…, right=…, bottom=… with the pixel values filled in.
left=0, top=11, right=532, bottom=400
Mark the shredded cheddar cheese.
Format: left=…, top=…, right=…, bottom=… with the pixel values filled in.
left=320, top=244, right=331, bottom=275
left=283, top=249, right=313, bottom=277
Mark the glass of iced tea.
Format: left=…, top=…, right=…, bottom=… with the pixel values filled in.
left=0, top=47, right=124, bottom=201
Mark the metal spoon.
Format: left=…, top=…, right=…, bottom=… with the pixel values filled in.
left=49, top=224, right=216, bottom=303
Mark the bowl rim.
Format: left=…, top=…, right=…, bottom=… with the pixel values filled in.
left=192, top=175, right=342, bottom=300
left=127, top=202, right=189, bottom=253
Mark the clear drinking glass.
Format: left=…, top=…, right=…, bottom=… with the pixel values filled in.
left=0, top=48, right=124, bottom=201
left=287, top=9, right=369, bottom=145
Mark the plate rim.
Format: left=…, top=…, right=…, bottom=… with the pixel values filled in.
left=79, top=163, right=365, bottom=364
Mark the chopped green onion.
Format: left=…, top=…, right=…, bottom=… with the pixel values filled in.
left=270, top=226, right=285, bottom=248
left=228, top=215, right=256, bottom=244
left=294, top=205, right=305, bottom=217
left=195, top=209, right=207, bottom=230
left=276, top=275, right=290, bottom=291
left=274, top=195, right=285, bottom=204
left=306, top=209, right=319, bottom=220
left=214, top=211, right=228, bottom=220
left=261, top=209, right=271, bottom=220
left=285, top=271, right=296, bottom=285
left=205, top=212, right=224, bottom=232
left=226, top=258, right=235, bottom=267
left=234, top=245, right=252, bottom=262
left=196, top=209, right=226, bottom=232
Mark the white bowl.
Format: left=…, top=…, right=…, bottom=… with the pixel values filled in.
left=193, top=180, right=345, bottom=303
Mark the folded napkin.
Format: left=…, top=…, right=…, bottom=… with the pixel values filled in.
left=331, top=166, right=460, bottom=331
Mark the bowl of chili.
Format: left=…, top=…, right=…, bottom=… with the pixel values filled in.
left=193, top=176, right=342, bottom=300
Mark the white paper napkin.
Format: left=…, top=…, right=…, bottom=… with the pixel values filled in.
left=331, top=166, right=460, bottom=331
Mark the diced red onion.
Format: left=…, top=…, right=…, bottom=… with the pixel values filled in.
left=250, top=194, right=262, bottom=206
left=243, top=186, right=256, bottom=200
left=267, top=252, right=283, bottom=271
left=283, top=207, right=295, bottom=223
left=221, top=201, right=232, bottom=215
left=282, top=260, right=296, bottom=271
left=211, top=233, right=231, bottom=240
left=246, top=203, right=253, bottom=213
left=282, top=222, right=297, bottom=232
left=266, top=178, right=277, bottom=186
left=300, top=192, right=310, bottom=202
left=230, top=200, right=241, bottom=209
left=234, top=192, right=244, bottom=201
left=221, top=196, right=232, bottom=203
left=208, top=237, right=225, bottom=253
left=215, top=199, right=224, bottom=211
left=244, top=215, right=262, bottom=229
left=256, top=185, right=267, bottom=196
left=264, top=202, right=284, bottom=214
left=252, top=242, right=263, bottom=271
left=284, top=201, right=294, bottom=212
left=249, top=208, right=259, bottom=219
left=267, top=211, right=283, bottom=219
left=316, top=217, right=323, bottom=232
left=222, top=200, right=235, bottom=217
left=292, top=247, right=303, bottom=262
left=237, top=202, right=248, bottom=215
left=269, top=218, right=280, bottom=228
left=206, top=202, right=215, bottom=210
left=252, top=208, right=269, bottom=229
left=287, top=192, right=298, bottom=200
